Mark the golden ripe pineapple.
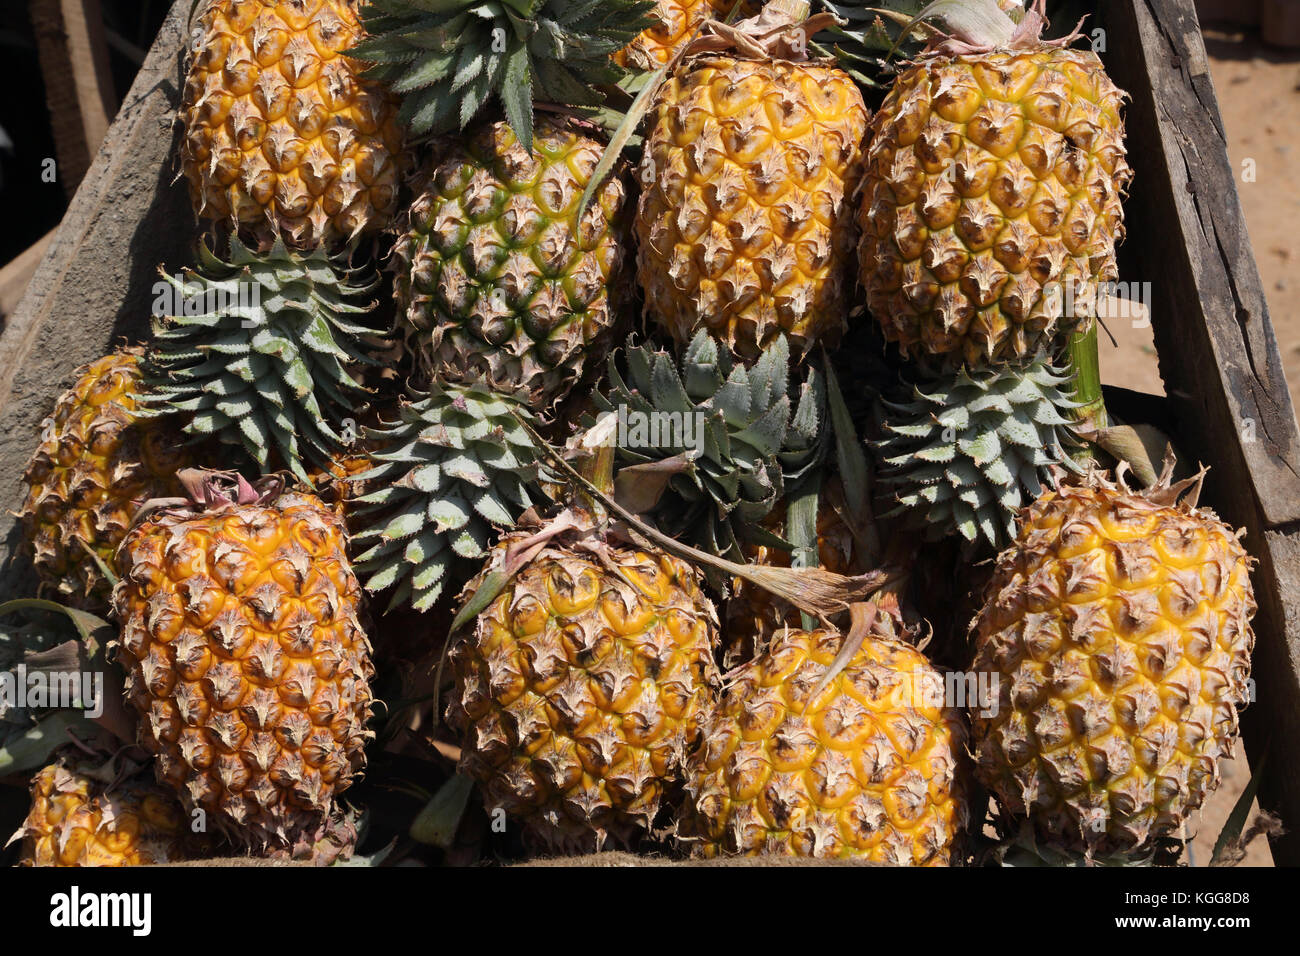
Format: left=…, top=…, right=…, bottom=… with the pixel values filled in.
left=636, top=0, right=869, bottom=361
left=112, top=470, right=374, bottom=858
left=857, top=0, right=1131, bottom=367
left=614, top=0, right=761, bottom=70
left=181, top=0, right=405, bottom=248
left=13, top=763, right=189, bottom=867
left=448, top=443, right=721, bottom=850
left=971, top=461, right=1255, bottom=857
left=683, top=615, right=966, bottom=863
left=394, top=115, right=630, bottom=409
left=20, top=350, right=192, bottom=610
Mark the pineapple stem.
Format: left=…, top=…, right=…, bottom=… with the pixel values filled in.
left=1067, top=322, right=1108, bottom=432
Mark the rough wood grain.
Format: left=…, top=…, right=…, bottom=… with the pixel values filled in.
left=1101, top=0, right=1300, bottom=865
left=0, top=0, right=194, bottom=602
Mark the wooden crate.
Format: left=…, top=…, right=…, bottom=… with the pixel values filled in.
left=1, top=0, right=1298, bottom=863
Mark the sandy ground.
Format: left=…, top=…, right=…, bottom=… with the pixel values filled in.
left=1101, top=26, right=1296, bottom=867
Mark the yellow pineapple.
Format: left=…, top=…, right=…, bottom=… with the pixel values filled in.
left=635, top=0, right=869, bottom=361
left=857, top=0, right=1131, bottom=366
left=19, top=349, right=193, bottom=610
left=181, top=0, right=405, bottom=248
left=111, top=469, right=374, bottom=859
left=394, top=115, right=630, bottom=408
left=12, top=763, right=189, bottom=867
left=447, top=443, right=721, bottom=851
left=614, top=0, right=761, bottom=70
left=971, top=461, right=1255, bottom=857
left=683, top=615, right=967, bottom=863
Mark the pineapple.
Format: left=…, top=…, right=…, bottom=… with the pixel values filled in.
left=447, top=443, right=721, bottom=851
left=19, top=350, right=193, bottom=610
left=970, top=460, right=1255, bottom=857
left=180, top=0, right=406, bottom=249
left=11, top=762, right=190, bottom=867
left=856, top=0, right=1131, bottom=367
left=682, top=615, right=966, bottom=863
left=635, top=0, right=869, bottom=361
left=112, top=469, right=375, bottom=859
left=614, top=0, right=761, bottom=70
left=161, top=3, right=404, bottom=484
left=394, top=116, right=631, bottom=409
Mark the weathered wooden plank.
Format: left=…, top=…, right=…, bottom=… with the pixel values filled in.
left=0, top=0, right=194, bottom=602
left=28, top=0, right=118, bottom=198
left=1100, top=0, right=1300, bottom=864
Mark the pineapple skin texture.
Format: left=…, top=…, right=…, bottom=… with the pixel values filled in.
left=637, top=56, right=869, bottom=362
left=396, top=117, right=629, bottom=409
left=858, top=50, right=1131, bottom=367
left=112, top=491, right=375, bottom=852
left=971, top=478, right=1255, bottom=855
left=20, top=351, right=192, bottom=610
left=613, top=0, right=760, bottom=70
left=181, top=0, right=405, bottom=249
left=15, top=765, right=188, bottom=867
left=685, top=629, right=966, bottom=864
left=449, top=543, right=720, bottom=850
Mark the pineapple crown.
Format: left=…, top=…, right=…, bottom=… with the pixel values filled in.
left=1042, top=450, right=1248, bottom=537
left=822, top=0, right=1082, bottom=74
left=125, top=469, right=298, bottom=533
left=140, top=237, right=389, bottom=483
left=875, top=353, right=1083, bottom=549
left=808, top=1, right=926, bottom=87
left=349, top=0, right=654, bottom=149
left=591, top=331, right=827, bottom=562
left=175, top=468, right=282, bottom=509
left=679, top=0, right=840, bottom=61
left=349, top=383, right=540, bottom=612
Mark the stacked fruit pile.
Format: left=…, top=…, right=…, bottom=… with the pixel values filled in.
left=0, top=0, right=1261, bottom=867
